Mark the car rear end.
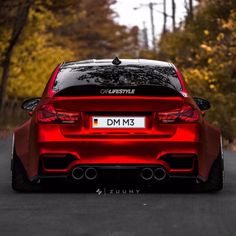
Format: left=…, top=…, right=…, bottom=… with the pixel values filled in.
left=30, top=60, right=202, bottom=184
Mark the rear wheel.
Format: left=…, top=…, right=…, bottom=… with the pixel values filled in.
left=11, top=147, right=40, bottom=192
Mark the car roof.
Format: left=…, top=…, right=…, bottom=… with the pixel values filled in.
left=61, top=59, right=172, bottom=69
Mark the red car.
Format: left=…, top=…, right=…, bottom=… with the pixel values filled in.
left=11, top=58, right=223, bottom=192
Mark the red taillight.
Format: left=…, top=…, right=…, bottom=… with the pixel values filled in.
left=37, top=104, right=80, bottom=124
left=157, top=104, right=199, bottom=123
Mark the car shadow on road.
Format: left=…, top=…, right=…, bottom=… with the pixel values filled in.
left=12, top=179, right=221, bottom=194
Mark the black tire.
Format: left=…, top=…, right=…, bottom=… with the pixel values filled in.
left=196, top=152, right=224, bottom=192
left=11, top=148, right=40, bottom=192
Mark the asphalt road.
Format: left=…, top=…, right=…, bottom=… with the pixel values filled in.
left=0, top=138, right=236, bottom=236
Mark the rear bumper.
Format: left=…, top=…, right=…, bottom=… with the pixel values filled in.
left=27, top=123, right=202, bottom=181
left=17, top=121, right=205, bottom=179
left=37, top=165, right=198, bottom=183
left=38, top=146, right=198, bottom=174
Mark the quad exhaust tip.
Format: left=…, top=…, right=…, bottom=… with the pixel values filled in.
left=72, top=167, right=84, bottom=180
left=154, top=167, right=167, bottom=181
left=72, top=166, right=166, bottom=181
left=140, top=168, right=154, bottom=180
left=85, top=167, right=98, bottom=180
left=72, top=167, right=98, bottom=180
left=140, top=167, right=167, bottom=181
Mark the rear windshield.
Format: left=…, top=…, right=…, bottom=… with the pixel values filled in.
left=53, top=65, right=182, bottom=96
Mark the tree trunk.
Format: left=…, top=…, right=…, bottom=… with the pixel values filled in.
left=142, top=22, right=149, bottom=50
left=189, top=0, right=193, bottom=19
left=149, top=2, right=156, bottom=51
left=172, top=0, right=176, bottom=32
left=0, top=0, right=34, bottom=110
left=184, top=0, right=193, bottom=21
left=163, top=0, right=167, bottom=34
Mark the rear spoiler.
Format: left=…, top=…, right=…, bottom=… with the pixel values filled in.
left=54, top=85, right=185, bottom=97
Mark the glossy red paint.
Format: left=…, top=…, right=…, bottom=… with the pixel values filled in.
left=14, top=60, right=221, bottom=183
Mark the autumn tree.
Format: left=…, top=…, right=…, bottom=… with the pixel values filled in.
left=158, top=0, right=236, bottom=141
left=0, top=0, right=34, bottom=109
left=0, top=0, right=140, bottom=101
left=52, top=0, right=138, bottom=59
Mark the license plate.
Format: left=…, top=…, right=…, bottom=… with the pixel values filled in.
left=92, top=116, right=145, bottom=128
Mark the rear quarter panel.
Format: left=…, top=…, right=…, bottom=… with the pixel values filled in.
left=198, top=119, right=221, bottom=180
left=14, top=119, right=31, bottom=173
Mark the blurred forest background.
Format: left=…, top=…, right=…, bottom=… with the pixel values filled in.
left=0, top=0, right=235, bottom=144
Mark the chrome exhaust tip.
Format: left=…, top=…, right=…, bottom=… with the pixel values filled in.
left=72, top=167, right=84, bottom=180
left=154, top=167, right=167, bottom=181
left=85, top=168, right=97, bottom=180
left=140, top=168, right=154, bottom=180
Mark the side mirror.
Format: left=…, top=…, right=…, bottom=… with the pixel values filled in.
left=21, top=98, right=41, bottom=112
left=193, top=97, right=211, bottom=111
